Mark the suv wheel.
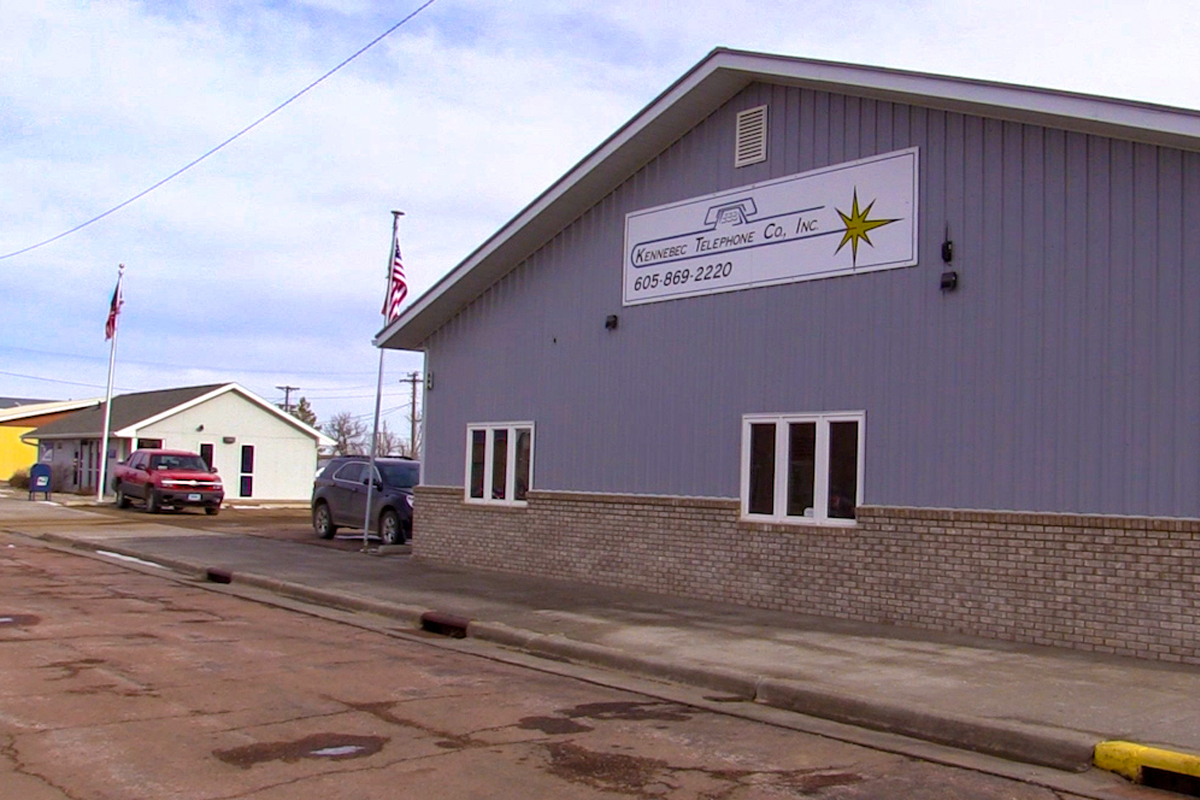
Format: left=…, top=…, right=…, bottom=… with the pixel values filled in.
left=146, top=489, right=161, bottom=514
left=313, top=503, right=337, bottom=539
left=380, top=509, right=403, bottom=545
left=115, top=486, right=131, bottom=509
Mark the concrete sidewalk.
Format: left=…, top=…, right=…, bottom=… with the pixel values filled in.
left=3, top=495, right=1198, bottom=786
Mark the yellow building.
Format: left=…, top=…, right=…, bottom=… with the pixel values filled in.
left=0, top=400, right=99, bottom=481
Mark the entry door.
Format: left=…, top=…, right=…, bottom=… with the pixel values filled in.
left=198, top=443, right=215, bottom=471
left=328, top=461, right=369, bottom=527
left=81, top=441, right=98, bottom=492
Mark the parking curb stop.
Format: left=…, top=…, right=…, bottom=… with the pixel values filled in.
left=1094, top=739, right=1200, bottom=784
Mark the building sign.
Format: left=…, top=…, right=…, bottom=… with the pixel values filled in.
left=622, top=147, right=919, bottom=306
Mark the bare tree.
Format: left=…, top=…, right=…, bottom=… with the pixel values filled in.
left=374, top=420, right=404, bottom=457
left=323, top=412, right=367, bottom=456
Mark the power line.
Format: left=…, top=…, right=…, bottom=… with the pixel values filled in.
left=0, top=0, right=439, bottom=261
left=0, top=369, right=125, bottom=392
left=346, top=403, right=408, bottom=422
left=0, top=367, right=407, bottom=402
left=0, top=366, right=406, bottom=399
left=0, top=344, right=381, bottom=377
left=276, top=384, right=299, bottom=413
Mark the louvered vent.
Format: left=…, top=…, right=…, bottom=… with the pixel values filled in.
left=735, top=105, right=768, bottom=168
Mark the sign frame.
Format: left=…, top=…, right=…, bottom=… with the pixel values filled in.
left=622, top=147, right=920, bottom=306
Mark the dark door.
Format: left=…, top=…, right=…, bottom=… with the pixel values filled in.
left=328, top=462, right=367, bottom=526
left=199, top=444, right=215, bottom=471
left=239, top=445, right=255, bottom=498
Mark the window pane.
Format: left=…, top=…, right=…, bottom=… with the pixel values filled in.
left=491, top=428, right=508, bottom=500
left=240, top=445, right=254, bottom=474
left=240, top=475, right=253, bottom=497
left=336, top=463, right=364, bottom=483
left=828, top=420, right=859, bottom=519
left=514, top=428, right=531, bottom=501
left=469, top=430, right=485, bottom=498
left=786, top=422, right=816, bottom=517
left=376, top=461, right=419, bottom=488
left=748, top=423, right=775, bottom=515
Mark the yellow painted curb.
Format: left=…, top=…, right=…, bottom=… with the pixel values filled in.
left=1095, top=740, right=1200, bottom=783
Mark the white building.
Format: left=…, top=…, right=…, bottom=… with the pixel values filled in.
left=27, top=383, right=333, bottom=501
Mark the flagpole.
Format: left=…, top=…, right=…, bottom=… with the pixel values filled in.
left=364, top=211, right=403, bottom=549
left=97, top=264, right=124, bottom=503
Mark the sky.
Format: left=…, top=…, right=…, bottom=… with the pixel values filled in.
left=4, top=0, right=1200, bottom=440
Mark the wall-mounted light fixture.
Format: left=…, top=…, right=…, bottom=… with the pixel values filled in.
left=604, top=314, right=619, bottom=330
left=222, top=436, right=236, bottom=444
left=940, top=231, right=958, bottom=292
left=196, top=424, right=205, bottom=432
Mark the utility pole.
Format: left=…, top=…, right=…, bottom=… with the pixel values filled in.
left=276, top=385, right=299, bottom=413
left=399, top=371, right=421, bottom=458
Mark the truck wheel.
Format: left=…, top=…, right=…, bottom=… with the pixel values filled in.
left=115, top=486, right=131, bottom=509
left=146, top=490, right=161, bottom=514
left=205, top=506, right=220, bottom=516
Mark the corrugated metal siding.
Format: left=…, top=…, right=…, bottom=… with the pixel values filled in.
left=423, top=82, right=1200, bottom=518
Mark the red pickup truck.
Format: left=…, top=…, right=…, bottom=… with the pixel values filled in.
left=112, top=448, right=224, bottom=515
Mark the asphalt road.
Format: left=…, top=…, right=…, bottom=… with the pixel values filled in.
left=0, top=534, right=1128, bottom=800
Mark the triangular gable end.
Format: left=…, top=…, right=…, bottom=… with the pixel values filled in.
left=118, top=383, right=333, bottom=446
left=376, top=47, right=1200, bottom=352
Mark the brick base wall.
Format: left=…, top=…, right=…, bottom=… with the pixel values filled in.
left=414, top=486, right=1200, bottom=664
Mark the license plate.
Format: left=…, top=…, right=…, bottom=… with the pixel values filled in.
left=187, top=493, right=201, bottom=502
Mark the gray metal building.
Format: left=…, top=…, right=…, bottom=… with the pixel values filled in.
left=379, top=49, right=1200, bottom=664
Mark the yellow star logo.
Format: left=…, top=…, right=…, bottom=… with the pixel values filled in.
left=835, top=189, right=898, bottom=267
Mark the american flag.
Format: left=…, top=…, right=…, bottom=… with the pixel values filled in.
left=382, top=240, right=407, bottom=324
left=104, top=268, right=124, bottom=341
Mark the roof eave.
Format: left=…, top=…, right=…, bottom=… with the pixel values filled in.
left=22, top=431, right=113, bottom=442
left=374, top=50, right=749, bottom=351
left=721, top=52, right=1200, bottom=149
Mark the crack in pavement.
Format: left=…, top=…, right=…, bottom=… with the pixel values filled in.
left=340, top=699, right=485, bottom=750
left=539, top=739, right=865, bottom=799
left=1, top=731, right=89, bottom=800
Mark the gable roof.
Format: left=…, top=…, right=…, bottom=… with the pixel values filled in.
left=26, top=383, right=334, bottom=446
left=376, top=47, right=1200, bottom=352
left=0, top=398, right=101, bottom=424
left=29, top=384, right=224, bottom=439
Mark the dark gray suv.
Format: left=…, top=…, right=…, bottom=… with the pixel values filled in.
left=311, top=456, right=419, bottom=544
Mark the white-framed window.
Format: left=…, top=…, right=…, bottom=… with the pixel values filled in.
left=464, top=422, right=534, bottom=505
left=740, top=411, right=864, bottom=525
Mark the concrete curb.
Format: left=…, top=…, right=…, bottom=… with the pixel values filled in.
left=756, top=677, right=1097, bottom=771
left=230, top=572, right=429, bottom=627
left=463, top=621, right=1094, bottom=771
left=37, top=533, right=209, bottom=578
left=18, top=533, right=1120, bottom=775
left=467, top=620, right=1096, bottom=771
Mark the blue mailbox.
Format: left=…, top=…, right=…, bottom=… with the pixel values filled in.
left=28, top=463, right=52, bottom=500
